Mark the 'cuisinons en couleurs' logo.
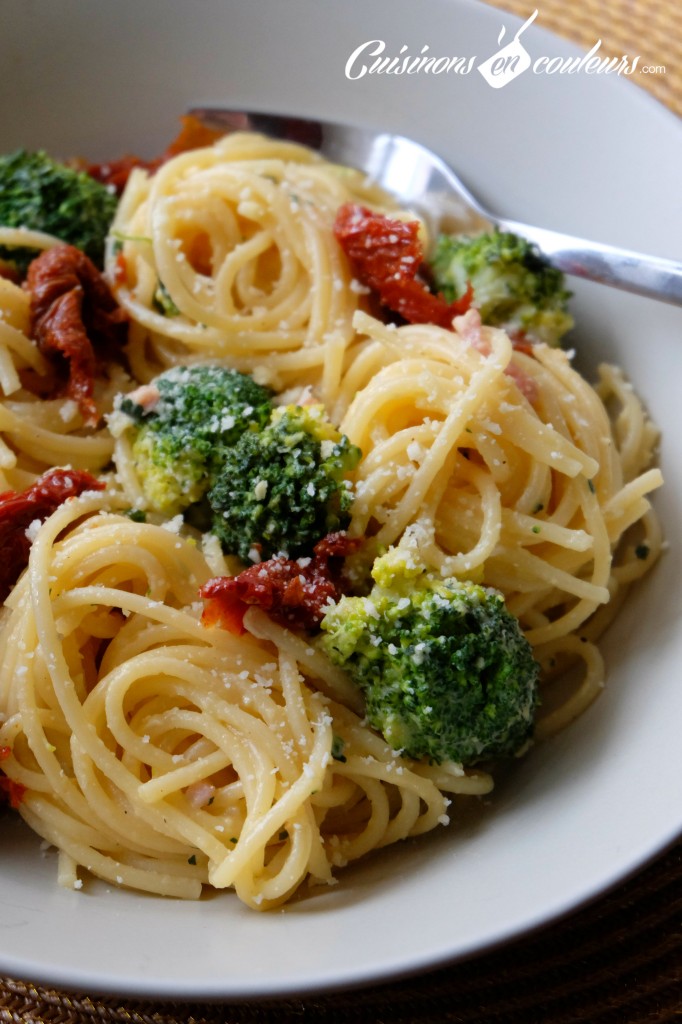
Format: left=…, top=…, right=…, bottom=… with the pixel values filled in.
left=344, top=10, right=662, bottom=89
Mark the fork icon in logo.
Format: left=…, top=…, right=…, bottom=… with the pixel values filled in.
left=477, top=9, right=539, bottom=88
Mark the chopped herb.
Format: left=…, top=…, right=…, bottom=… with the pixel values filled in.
left=153, top=280, right=181, bottom=317
left=533, top=502, right=544, bottom=513
left=187, top=854, right=197, bottom=865
left=531, top=525, right=541, bottom=535
left=331, top=735, right=347, bottom=762
left=230, top=837, right=238, bottom=844
left=111, top=230, right=152, bottom=244
left=635, top=544, right=650, bottom=560
left=278, top=830, right=289, bottom=841
left=123, top=507, right=147, bottom=523
left=587, top=479, right=596, bottom=494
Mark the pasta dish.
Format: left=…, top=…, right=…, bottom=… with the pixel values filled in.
left=0, top=125, right=663, bottom=910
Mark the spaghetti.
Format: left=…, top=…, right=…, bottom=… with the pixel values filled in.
left=0, top=131, right=663, bottom=909
left=0, top=273, right=125, bottom=492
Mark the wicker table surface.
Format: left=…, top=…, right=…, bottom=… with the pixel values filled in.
left=2, top=2, right=681, bottom=1021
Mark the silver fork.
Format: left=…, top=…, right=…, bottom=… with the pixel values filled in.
left=190, top=108, right=682, bottom=307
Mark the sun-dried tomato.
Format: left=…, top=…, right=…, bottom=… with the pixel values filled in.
left=86, top=115, right=225, bottom=195
left=27, top=244, right=128, bottom=426
left=333, top=203, right=472, bottom=328
left=161, top=114, right=225, bottom=160
left=380, top=276, right=474, bottom=328
left=85, top=153, right=158, bottom=195
left=0, top=776, right=26, bottom=809
left=0, top=467, right=104, bottom=603
left=334, top=204, right=422, bottom=289
left=113, top=250, right=128, bottom=286
left=200, top=532, right=361, bottom=635
left=0, top=262, right=21, bottom=284
left=0, top=745, right=25, bottom=808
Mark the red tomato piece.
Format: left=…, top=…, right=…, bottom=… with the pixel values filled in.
left=333, top=203, right=472, bottom=328
left=0, top=468, right=104, bottom=603
left=200, top=532, right=361, bottom=634
left=27, top=244, right=128, bottom=426
left=86, top=115, right=225, bottom=195
left=0, top=746, right=25, bottom=809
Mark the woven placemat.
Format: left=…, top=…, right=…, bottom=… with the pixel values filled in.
left=486, top=0, right=681, bottom=116
left=2, top=839, right=681, bottom=1022
left=2, top=2, right=680, bottom=1022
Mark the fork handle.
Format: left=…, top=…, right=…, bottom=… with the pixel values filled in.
left=500, top=220, right=682, bottom=306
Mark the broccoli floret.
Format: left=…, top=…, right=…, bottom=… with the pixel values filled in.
left=209, top=404, right=361, bottom=562
left=429, top=229, right=573, bottom=346
left=121, top=365, right=273, bottom=517
left=0, top=150, right=117, bottom=271
left=320, top=540, right=539, bottom=765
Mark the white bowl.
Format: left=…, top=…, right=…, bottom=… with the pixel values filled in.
left=1, top=0, right=681, bottom=1000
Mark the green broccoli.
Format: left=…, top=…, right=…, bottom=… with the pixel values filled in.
left=319, top=539, right=539, bottom=765
left=209, top=404, right=361, bottom=562
left=117, top=365, right=273, bottom=518
left=429, top=229, right=573, bottom=346
left=0, top=149, right=117, bottom=271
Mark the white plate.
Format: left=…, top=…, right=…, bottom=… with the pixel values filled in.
left=1, top=0, right=681, bottom=1001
